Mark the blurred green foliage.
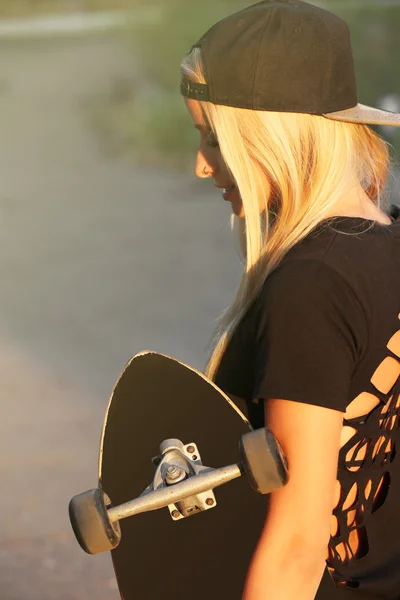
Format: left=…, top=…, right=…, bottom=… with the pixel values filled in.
left=335, top=3, right=400, bottom=157
left=128, top=0, right=249, bottom=93
left=0, top=0, right=147, bottom=17
left=90, top=89, right=202, bottom=170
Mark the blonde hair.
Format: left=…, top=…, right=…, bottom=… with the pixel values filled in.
left=181, top=47, right=390, bottom=380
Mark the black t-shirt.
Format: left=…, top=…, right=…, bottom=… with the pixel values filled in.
left=215, top=205, right=400, bottom=599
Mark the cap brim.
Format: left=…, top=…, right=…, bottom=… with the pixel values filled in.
left=323, top=103, right=400, bottom=127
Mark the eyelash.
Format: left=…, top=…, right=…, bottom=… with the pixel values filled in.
left=206, top=132, right=219, bottom=148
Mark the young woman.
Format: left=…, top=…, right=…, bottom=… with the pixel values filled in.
left=180, top=1, right=400, bottom=599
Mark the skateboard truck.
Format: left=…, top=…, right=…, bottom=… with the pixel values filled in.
left=69, top=428, right=288, bottom=555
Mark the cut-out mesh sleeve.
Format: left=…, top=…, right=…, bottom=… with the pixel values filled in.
left=253, top=259, right=368, bottom=412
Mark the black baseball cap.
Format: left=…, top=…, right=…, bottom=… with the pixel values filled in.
left=181, top=0, right=400, bottom=127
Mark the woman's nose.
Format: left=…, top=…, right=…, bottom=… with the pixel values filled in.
left=195, top=152, right=215, bottom=179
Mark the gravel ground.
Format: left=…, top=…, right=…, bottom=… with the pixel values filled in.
left=0, top=534, right=116, bottom=600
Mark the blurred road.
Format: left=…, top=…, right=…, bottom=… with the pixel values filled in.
left=0, top=33, right=240, bottom=598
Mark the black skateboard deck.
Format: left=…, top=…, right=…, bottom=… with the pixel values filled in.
left=76, top=351, right=285, bottom=599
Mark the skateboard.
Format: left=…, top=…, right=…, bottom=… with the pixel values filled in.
left=69, top=351, right=288, bottom=599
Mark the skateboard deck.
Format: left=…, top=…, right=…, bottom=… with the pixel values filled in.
left=85, top=351, right=281, bottom=599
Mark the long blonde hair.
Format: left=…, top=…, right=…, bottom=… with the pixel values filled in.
left=181, top=47, right=390, bottom=380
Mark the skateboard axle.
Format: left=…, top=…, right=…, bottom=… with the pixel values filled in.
left=107, top=463, right=242, bottom=523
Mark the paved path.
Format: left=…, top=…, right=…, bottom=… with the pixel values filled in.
left=0, top=33, right=240, bottom=598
